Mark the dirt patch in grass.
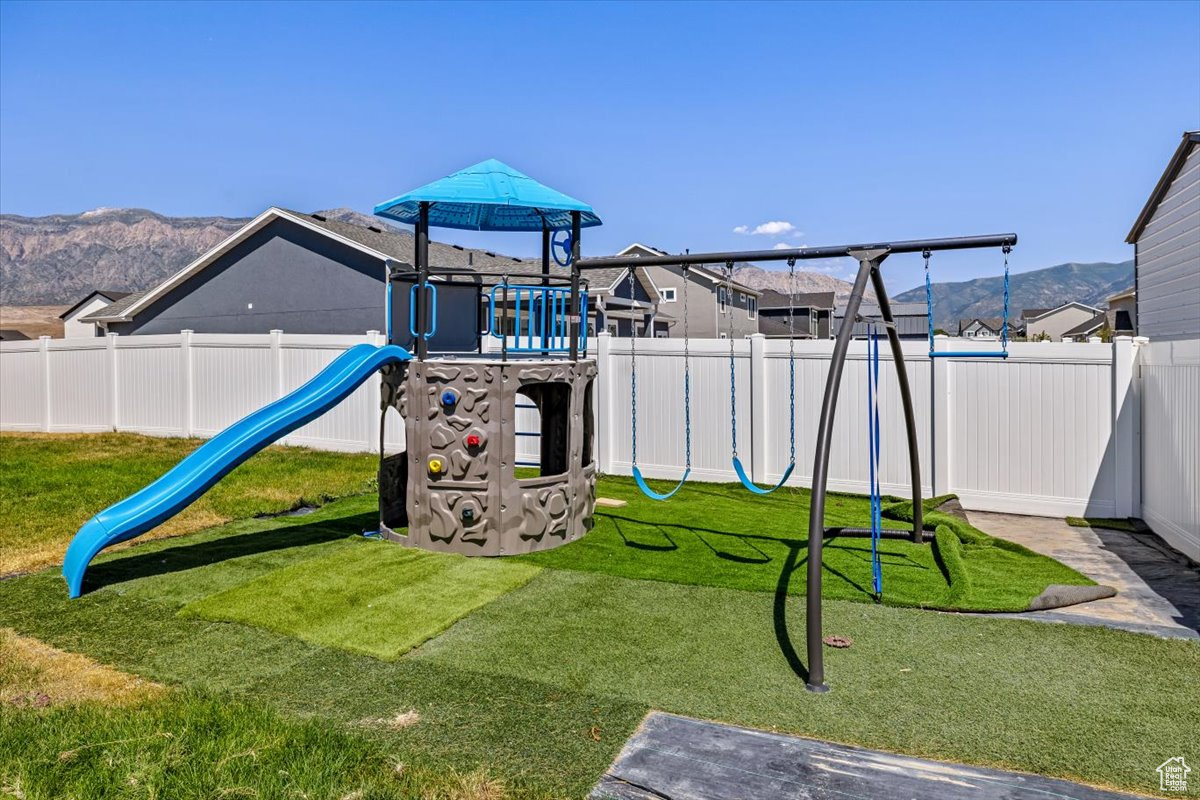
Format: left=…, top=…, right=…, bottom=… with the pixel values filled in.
left=0, top=628, right=162, bottom=708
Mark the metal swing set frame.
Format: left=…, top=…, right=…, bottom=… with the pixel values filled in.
left=575, top=232, right=1017, bottom=692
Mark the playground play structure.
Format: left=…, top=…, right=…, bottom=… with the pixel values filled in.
left=62, top=159, right=1016, bottom=692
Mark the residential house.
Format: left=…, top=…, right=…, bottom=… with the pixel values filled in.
left=81, top=207, right=641, bottom=347
left=1060, top=312, right=1110, bottom=342
left=958, top=317, right=1021, bottom=340
left=1106, top=287, right=1136, bottom=335
left=611, top=244, right=761, bottom=339
left=757, top=290, right=835, bottom=339
left=1124, top=130, right=1200, bottom=563
left=1021, top=302, right=1103, bottom=342
left=1126, top=130, right=1200, bottom=341
left=834, top=302, right=929, bottom=339
left=60, top=289, right=132, bottom=338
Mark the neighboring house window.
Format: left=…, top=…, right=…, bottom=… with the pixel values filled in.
left=660, top=287, right=677, bottom=302
left=719, top=332, right=728, bottom=339
left=748, top=297, right=757, bottom=320
left=719, top=287, right=728, bottom=313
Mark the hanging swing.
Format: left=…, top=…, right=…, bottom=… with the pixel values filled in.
left=866, top=321, right=884, bottom=600
left=630, top=262, right=693, bottom=501
left=727, top=259, right=797, bottom=495
left=926, top=245, right=1013, bottom=358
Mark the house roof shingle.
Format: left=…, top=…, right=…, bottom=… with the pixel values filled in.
left=80, top=290, right=148, bottom=323
left=60, top=289, right=133, bottom=320
left=1061, top=311, right=1109, bottom=338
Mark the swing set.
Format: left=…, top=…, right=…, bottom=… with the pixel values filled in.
left=575, top=233, right=1017, bottom=692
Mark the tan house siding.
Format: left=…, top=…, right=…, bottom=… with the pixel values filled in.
left=1025, top=304, right=1101, bottom=341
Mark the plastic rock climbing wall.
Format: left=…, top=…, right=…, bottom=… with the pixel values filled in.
left=379, top=358, right=597, bottom=556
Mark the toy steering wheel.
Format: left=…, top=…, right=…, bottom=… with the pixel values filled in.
left=551, top=229, right=573, bottom=267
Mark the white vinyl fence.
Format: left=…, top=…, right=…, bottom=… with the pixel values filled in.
left=2, top=330, right=1195, bottom=557
left=1138, top=339, right=1200, bottom=559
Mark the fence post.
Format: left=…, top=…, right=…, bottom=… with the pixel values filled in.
left=367, top=331, right=384, bottom=453
left=39, top=336, right=51, bottom=432
left=749, top=333, right=767, bottom=483
left=180, top=330, right=194, bottom=437
left=107, top=332, right=119, bottom=431
left=931, top=334, right=951, bottom=497
left=1112, top=336, right=1140, bottom=518
left=270, top=329, right=284, bottom=399
left=596, top=331, right=613, bottom=473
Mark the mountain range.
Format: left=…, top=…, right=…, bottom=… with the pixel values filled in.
left=0, top=209, right=1131, bottom=325
left=892, top=260, right=1134, bottom=330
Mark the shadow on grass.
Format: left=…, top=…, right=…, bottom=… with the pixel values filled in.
left=600, top=512, right=838, bottom=682
left=81, top=512, right=376, bottom=596
left=611, top=517, right=678, bottom=552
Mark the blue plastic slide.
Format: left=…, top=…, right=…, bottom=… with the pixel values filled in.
left=62, top=343, right=412, bottom=598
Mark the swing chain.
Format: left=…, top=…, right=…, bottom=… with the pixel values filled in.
left=787, top=257, right=797, bottom=464
left=922, top=249, right=935, bottom=350
left=682, top=262, right=692, bottom=469
left=1001, top=245, right=1012, bottom=352
left=726, top=261, right=738, bottom=459
left=628, top=266, right=638, bottom=465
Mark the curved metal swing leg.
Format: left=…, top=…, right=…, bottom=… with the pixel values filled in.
left=732, top=457, right=795, bottom=496
left=632, top=465, right=692, bottom=501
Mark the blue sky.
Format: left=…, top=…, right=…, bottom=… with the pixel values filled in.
left=2, top=1, right=1197, bottom=293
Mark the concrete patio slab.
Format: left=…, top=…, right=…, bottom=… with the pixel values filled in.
left=965, top=511, right=1200, bottom=639
left=593, top=712, right=1145, bottom=800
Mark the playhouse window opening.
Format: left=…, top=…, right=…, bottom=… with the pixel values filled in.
left=513, top=382, right=571, bottom=479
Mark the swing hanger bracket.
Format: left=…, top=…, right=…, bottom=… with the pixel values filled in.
left=846, top=248, right=890, bottom=263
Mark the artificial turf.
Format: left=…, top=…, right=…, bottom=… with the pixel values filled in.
left=1067, top=516, right=1141, bottom=533
left=180, top=541, right=541, bottom=659
left=517, top=476, right=1094, bottom=611
left=0, top=438, right=1193, bottom=797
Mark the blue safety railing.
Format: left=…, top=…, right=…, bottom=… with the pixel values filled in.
left=488, top=284, right=587, bottom=353
left=408, top=282, right=438, bottom=340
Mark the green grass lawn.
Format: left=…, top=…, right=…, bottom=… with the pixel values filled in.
left=0, top=432, right=377, bottom=576
left=1, top=435, right=1197, bottom=798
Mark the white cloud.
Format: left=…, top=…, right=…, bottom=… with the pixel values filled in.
left=772, top=242, right=794, bottom=250
left=734, top=220, right=799, bottom=237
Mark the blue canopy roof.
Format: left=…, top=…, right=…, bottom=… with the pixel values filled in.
left=373, top=159, right=602, bottom=232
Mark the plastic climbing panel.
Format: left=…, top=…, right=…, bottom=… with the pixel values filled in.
left=380, top=358, right=597, bottom=556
